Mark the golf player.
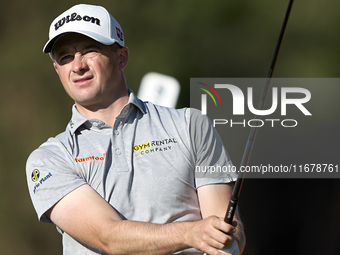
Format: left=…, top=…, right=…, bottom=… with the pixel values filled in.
left=26, top=4, right=245, bottom=255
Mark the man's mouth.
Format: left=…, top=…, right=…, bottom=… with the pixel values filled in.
left=73, top=75, right=94, bottom=85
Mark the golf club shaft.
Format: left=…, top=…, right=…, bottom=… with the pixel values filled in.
left=224, top=0, right=294, bottom=224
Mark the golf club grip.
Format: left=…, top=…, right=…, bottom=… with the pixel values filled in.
left=224, top=196, right=238, bottom=224
left=224, top=169, right=245, bottom=224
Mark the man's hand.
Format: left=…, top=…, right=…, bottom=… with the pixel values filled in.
left=197, top=184, right=245, bottom=254
left=185, top=216, right=236, bottom=255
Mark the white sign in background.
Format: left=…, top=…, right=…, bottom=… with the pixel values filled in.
left=138, top=72, right=181, bottom=108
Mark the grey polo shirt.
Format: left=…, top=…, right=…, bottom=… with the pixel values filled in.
left=26, top=90, right=237, bottom=255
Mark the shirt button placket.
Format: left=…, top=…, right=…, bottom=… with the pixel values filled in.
left=113, top=120, right=128, bottom=171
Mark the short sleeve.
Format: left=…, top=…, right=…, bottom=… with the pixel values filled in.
left=26, top=138, right=86, bottom=223
left=187, top=108, right=237, bottom=188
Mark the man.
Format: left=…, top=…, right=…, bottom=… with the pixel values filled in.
left=26, top=4, right=245, bottom=255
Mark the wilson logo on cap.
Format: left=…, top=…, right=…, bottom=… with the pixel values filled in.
left=54, top=12, right=101, bottom=31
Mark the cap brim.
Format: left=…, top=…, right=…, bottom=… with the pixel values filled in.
left=43, top=31, right=118, bottom=53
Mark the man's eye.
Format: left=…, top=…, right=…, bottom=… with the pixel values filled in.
left=85, top=50, right=98, bottom=55
left=61, top=55, right=72, bottom=61
left=59, top=55, right=73, bottom=64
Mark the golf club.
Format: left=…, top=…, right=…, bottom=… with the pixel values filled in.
left=224, top=0, right=295, bottom=224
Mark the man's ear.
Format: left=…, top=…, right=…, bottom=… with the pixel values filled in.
left=53, top=62, right=60, bottom=75
left=118, top=47, right=129, bottom=71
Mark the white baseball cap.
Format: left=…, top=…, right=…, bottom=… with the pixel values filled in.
left=43, top=4, right=124, bottom=53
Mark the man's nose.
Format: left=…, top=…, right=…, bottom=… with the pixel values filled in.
left=72, top=53, right=88, bottom=73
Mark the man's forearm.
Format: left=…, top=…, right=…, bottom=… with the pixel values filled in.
left=48, top=185, right=236, bottom=255
left=94, top=216, right=236, bottom=255
left=99, top=220, right=192, bottom=255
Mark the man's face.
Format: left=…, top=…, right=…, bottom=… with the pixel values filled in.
left=52, top=33, right=128, bottom=110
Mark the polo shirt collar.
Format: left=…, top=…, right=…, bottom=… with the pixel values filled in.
left=67, top=89, right=146, bottom=134
left=127, top=88, right=146, bottom=114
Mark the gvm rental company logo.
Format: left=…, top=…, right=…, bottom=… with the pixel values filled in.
left=195, top=80, right=312, bottom=128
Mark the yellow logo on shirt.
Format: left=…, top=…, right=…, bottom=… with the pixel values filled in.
left=133, top=138, right=178, bottom=155
left=31, top=169, right=40, bottom=182
left=133, top=142, right=151, bottom=151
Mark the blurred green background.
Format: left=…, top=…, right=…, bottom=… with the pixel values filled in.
left=0, top=0, right=339, bottom=254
